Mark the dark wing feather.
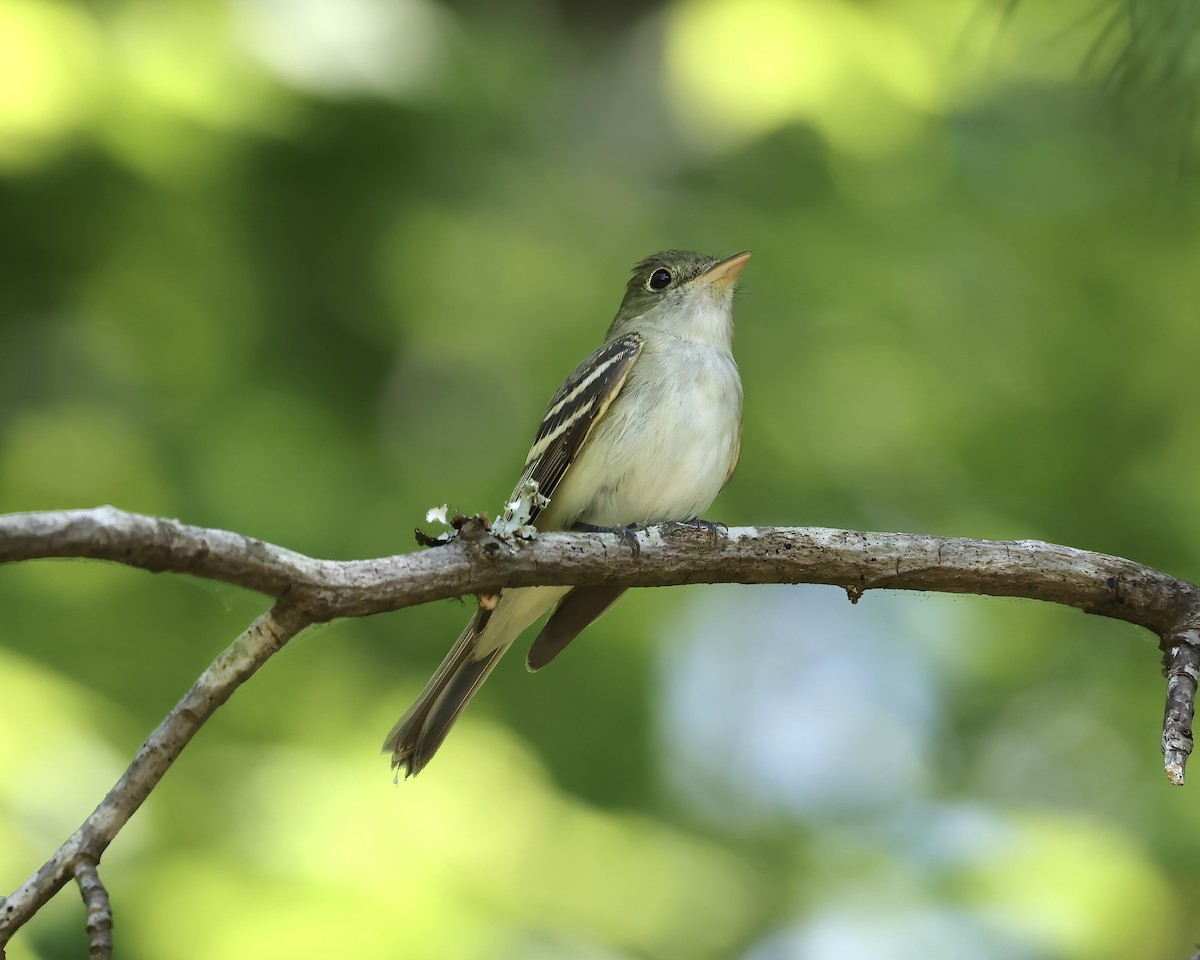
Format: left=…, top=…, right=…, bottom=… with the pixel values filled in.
left=526, top=585, right=628, bottom=671
left=513, top=332, right=643, bottom=526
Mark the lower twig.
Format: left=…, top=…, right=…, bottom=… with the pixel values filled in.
left=73, top=857, right=112, bottom=960
left=0, top=601, right=313, bottom=949
left=1162, top=628, right=1200, bottom=785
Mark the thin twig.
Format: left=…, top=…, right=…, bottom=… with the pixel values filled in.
left=1163, top=629, right=1200, bottom=784
left=0, top=601, right=312, bottom=946
left=73, top=857, right=112, bottom=960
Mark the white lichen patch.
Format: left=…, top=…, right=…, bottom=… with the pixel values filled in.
left=490, top=480, right=550, bottom=543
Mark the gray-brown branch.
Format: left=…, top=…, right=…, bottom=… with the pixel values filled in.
left=1, top=505, right=1198, bottom=952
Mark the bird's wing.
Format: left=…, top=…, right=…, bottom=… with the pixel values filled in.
left=513, top=332, right=644, bottom=526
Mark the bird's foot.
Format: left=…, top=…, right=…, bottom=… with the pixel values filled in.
left=573, top=521, right=644, bottom=556
left=668, top=517, right=728, bottom=544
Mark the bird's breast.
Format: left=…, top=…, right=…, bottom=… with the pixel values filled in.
left=551, top=340, right=742, bottom=527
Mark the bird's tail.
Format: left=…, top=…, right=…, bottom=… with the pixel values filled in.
left=383, top=586, right=568, bottom=776
left=383, top=613, right=503, bottom=777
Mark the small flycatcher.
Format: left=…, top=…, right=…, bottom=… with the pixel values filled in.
left=384, top=249, right=750, bottom=775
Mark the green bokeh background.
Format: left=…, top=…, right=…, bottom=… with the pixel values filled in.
left=2, top=0, right=1199, bottom=957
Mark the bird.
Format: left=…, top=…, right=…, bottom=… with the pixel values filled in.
left=384, top=249, right=750, bottom=775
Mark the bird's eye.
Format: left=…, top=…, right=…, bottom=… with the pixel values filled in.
left=647, top=268, right=673, bottom=291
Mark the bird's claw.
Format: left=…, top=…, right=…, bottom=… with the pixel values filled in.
left=573, top=521, right=644, bottom=557
left=669, top=517, right=727, bottom=544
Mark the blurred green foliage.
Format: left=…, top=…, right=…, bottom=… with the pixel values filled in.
left=2, top=0, right=1199, bottom=958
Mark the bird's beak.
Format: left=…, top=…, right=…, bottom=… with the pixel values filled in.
left=696, top=250, right=751, bottom=290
